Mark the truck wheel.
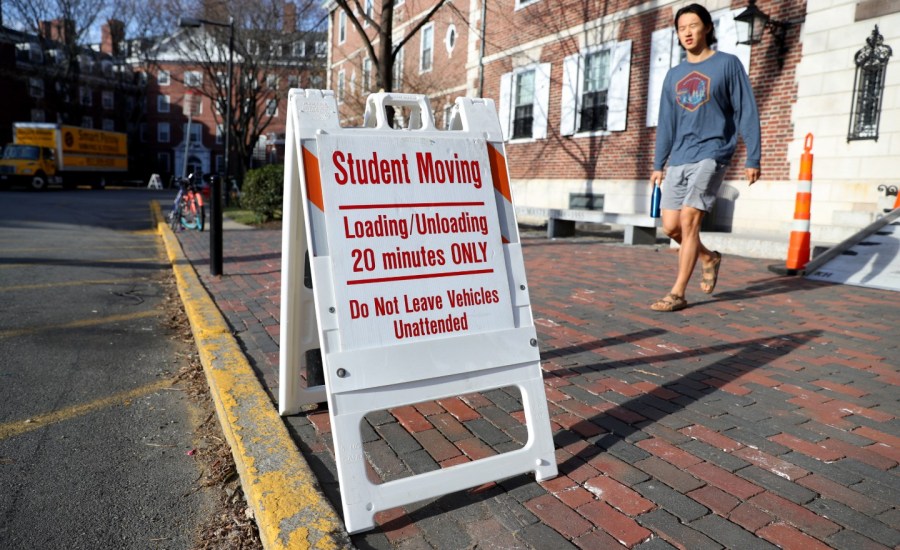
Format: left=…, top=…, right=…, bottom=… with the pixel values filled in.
left=30, top=174, right=47, bottom=191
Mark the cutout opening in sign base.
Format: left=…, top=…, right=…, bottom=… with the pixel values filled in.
left=280, top=90, right=557, bottom=534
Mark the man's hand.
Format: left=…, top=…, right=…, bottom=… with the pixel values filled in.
left=746, top=167, right=760, bottom=185
left=651, top=170, right=664, bottom=187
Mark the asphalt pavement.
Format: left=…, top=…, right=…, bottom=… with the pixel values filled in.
left=170, top=215, right=899, bottom=549
left=0, top=189, right=217, bottom=549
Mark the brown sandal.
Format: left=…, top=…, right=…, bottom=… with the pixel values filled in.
left=650, top=293, right=688, bottom=312
left=700, top=251, right=722, bottom=294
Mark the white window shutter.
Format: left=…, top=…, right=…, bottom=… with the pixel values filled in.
left=561, top=54, right=581, bottom=136
left=714, top=8, right=751, bottom=74
left=532, top=63, right=551, bottom=139
left=646, top=29, right=673, bottom=127
left=498, top=72, right=512, bottom=141
left=607, top=40, right=631, bottom=132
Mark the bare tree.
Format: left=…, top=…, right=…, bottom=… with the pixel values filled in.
left=154, top=0, right=327, bottom=178
left=332, top=0, right=450, bottom=93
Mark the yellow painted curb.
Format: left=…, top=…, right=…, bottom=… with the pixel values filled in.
left=151, top=202, right=350, bottom=549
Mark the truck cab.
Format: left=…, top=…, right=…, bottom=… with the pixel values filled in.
left=0, top=144, right=58, bottom=191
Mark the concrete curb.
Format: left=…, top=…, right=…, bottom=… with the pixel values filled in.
left=151, top=202, right=350, bottom=549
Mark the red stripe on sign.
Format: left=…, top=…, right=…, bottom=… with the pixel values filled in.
left=487, top=143, right=512, bottom=202
left=339, top=202, right=484, bottom=210
left=302, top=146, right=324, bottom=212
left=347, top=268, right=494, bottom=285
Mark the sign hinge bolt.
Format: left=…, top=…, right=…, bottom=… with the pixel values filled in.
left=336, top=368, right=348, bottom=378
left=529, top=338, right=537, bottom=347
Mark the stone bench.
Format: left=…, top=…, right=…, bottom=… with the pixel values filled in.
left=515, top=206, right=662, bottom=245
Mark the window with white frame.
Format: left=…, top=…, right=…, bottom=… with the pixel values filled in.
left=266, top=74, right=278, bottom=89
left=315, top=41, right=327, bottom=57
left=266, top=98, right=278, bottom=116
left=292, top=41, right=305, bottom=57
left=82, top=116, right=93, bottom=128
left=184, top=70, right=203, bottom=88
left=184, top=123, right=201, bottom=144
left=216, top=124, right=224, bottom=144
left=445, top=25, right=457, bottom=54
left=498, top=63, right=550, bottom=141
left=246, top=39, right=259, bottom=55
left=646, top=8, right=750, bottom=127
left=515, top=0, right=540, bottom=10
left=158, top=122, right=170, bottom=143
left=337, top=69, right=345, bottom=103
left=362, top=57, right=372, bottom=92
left=80, top=87, right=93, bottom=106
left=338, top=11, right=347, bottom=44
left=364, top=0, right=374, bottom=25
left=102, top=91, right=114, bottom=109
left=158, top=70, right=170, bottom=86
left=29, top=77, right=44, bottom=99
left=561, top=40, right=631, bottom=135
left=158, top=94, right=170, bottom=113
left=102, top=119, right=115, bottom=131
left=420, top=23, right=434, bottom=72
left=288, top=75, right=299, bottom=88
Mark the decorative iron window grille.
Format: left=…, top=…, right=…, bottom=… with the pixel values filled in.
left=848, top=26, right=892, bottom=142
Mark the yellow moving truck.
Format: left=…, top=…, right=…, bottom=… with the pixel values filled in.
left=0, top=123, right=128, bottom=190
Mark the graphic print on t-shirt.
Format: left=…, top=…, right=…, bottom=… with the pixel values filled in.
left=675, top=71, right=710, bottom=112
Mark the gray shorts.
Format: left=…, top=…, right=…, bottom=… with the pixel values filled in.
left=660, top=159, right=727, bottom=212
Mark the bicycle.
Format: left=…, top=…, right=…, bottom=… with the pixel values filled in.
left=168, top=174, right=205, bottom=231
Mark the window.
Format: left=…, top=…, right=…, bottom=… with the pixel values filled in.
left=288, top=75, right=299, bottom=89
left=216, top=154, right=225, bottom=173
left=29, top=77, right=44, bottom=99
left=578, top=49, right=612, bottom=132
left=362, top=58, right=372, bottom=92
left=157, top=152, right=170, bottom=172
left=266, top=74, right=278, bottom=90
left=102, top=119, right=115, bottom=131
left=515, top=0, right=540, bottom=9
left=102, top=91, right=114, bottom=110
left=266, top=98, right=278, bottom=116
left=158, top=94, right=170, bottom=113
left=80, top=87, right=93, bottom=106
left=158, top=70, right=170, bottom=85
left=292, top=41, right=305, bottom=57
left=364, top=0, right=374, bottom=24
left=216, top=124, right=224, bottom=144
left=246, top=39, right=259, bottom=55
left=82, top=116, right=93, bottom=129
left=338, top=11, right=347, bottom=44
left=184, top=71, right=203, bottom=88
left=16, top=43, right=43, bottom=63
left=184, top=123, right=201, bottom=144
left=31, top=109, right=46, bottom=122
left=561, top=40, right=632, bottom=135
left=420, top=23, right=434, bottom=72
left=315, top=41, right=327, bottom=57
left=646, top=9, right=749, bottom=126
left=445, top=25, right=457, bottom=54
left=158, top=122, right=170, bottom=143
left=337, top=70, right=345, bottom=103
left=512, top=71, right=534, bottom=139
left=498, top=63, right=550, bottom=141
left=101, top=61, right=113, bottom=77
left=848, top=26, right=892, bottom=142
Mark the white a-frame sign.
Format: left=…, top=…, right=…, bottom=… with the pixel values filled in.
left=279, top=90, right=557, bottom=534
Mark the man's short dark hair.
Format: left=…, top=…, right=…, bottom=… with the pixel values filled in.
left=674, top=3, right=718, bottom=48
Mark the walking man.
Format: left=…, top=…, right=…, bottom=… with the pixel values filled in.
left=650, top=3, right=761, bottom=312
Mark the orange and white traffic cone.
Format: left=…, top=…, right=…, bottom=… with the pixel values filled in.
left=786, top=133, right=814, bottom=272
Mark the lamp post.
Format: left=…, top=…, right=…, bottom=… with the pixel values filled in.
left=178, top=16, right=234, bottom=277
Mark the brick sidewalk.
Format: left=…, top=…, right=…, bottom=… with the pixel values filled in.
left=177, top=227, right=899, bottom=549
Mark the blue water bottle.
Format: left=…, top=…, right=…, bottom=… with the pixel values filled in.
left=650, top=184, right=661, bottom=218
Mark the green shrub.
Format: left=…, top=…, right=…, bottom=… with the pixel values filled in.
left=241, top=164, right=284, bottom=223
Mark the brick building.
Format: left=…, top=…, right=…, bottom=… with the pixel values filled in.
left=326, top=0, right=899, bottom=243
left=134, top=8, right=326, bottom=185
left=0, top=20, right=142, bottom=167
